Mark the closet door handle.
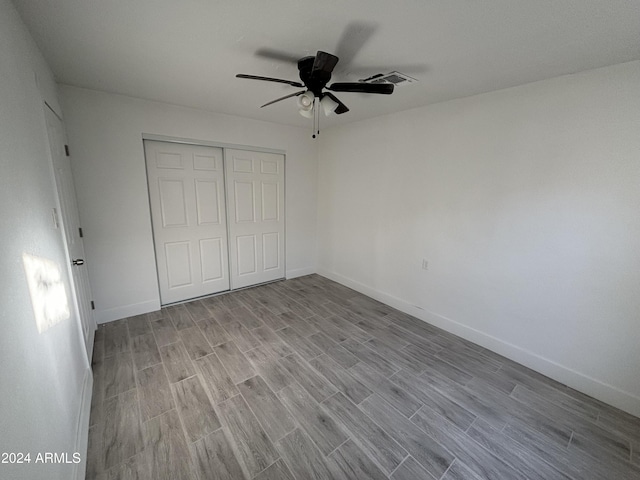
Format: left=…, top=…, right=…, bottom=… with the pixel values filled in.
left=72, top=259, right=85, bottom=266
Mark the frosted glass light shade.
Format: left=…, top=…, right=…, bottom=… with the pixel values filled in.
left=297, top=91, right=315, bottom=118
left=297, top=91, right=314, bottom=108
left=299, top=107, right=314, bottom=118
left=321, top=95, right=339, bottom=116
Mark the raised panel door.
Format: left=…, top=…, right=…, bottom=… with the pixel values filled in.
left=225, top=149, right=285, bottom=289
left=145, top=141, right=230, bottom=304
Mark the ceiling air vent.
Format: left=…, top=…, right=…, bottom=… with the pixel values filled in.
left=361, top=71, right=417, bottom=87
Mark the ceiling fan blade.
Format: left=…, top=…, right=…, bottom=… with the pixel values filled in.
left=236, top=74, right=304, bottom=88
left=254, top=47, right=300, bottom=64
left=312, top=51, right=339, bottom=77
left=323, top=92, right=349, bottom=114
left=334, top=22, right=378, bottom=73
left=328, top=82, right=394, bottom=94
left=260, top=90, right=306, bottom=108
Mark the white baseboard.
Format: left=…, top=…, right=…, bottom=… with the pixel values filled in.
left=317, top=267, right=640, bottom=417
left=286, top=266, right=316, bottom=279
left=95, top=299, right=161, bottom=324
left=73, top=367, right=93, bottom=480
left=95, top=272, right=317, bottom=324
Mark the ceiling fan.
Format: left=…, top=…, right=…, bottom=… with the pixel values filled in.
left=236, top=50, right=394, bottom=137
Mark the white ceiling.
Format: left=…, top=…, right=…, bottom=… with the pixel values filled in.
left=12, top=0, right=640, bottom=129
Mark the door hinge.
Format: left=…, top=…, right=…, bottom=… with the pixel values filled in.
left=79, top=227, right=84, bottom=238
left=90, top=301, right=95, bottom=310
left=64, top=145, right=70, bottom=156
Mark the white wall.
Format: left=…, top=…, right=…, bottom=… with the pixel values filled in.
left=317, top=61, right=640, bottom=416
left=59, top=86, right=318, bottom=323
left=0, top=1, right=91, bottom=478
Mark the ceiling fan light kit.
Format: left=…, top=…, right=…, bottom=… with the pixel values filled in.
left=296, top=91, right=338, bottom=118
left=236, top=50, right=395, bottom=137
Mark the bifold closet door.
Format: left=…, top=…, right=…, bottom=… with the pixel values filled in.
left=145, top=141, right=230, bottom=304
left=225, top=149, right=285, bottom=289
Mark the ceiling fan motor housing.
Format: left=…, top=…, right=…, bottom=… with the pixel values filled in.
left=298, top=56, right=330, bottom=96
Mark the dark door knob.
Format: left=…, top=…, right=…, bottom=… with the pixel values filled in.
left=72, top=259, right=85, bottom=266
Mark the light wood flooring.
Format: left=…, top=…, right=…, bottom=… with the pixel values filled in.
left=86, top=274, right=640, bottom=479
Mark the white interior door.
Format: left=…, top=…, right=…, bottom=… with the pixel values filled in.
left=45, top=106, right=96, bottom=361
left=145, top=141, right=230, bottom=304
left=225, top=149, right=285, bottom=289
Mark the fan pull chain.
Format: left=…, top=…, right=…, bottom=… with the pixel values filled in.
left=312, top=97, right=317, bottom=138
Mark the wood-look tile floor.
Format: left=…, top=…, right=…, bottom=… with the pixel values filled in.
left=86, top=274, right=640, bottom=480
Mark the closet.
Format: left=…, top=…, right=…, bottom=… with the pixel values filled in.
left=144, top=140, right=285, bottom=305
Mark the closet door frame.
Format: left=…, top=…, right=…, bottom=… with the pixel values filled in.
left=142, top=133, right=286, bottom=303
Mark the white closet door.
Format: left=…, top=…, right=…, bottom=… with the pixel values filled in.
left=225, top=149, right=285, bottom=289
left=145, top=141, right=229, bottom=304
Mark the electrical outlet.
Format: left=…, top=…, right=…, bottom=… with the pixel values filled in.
left=422, top=259, right=429, bottom=270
